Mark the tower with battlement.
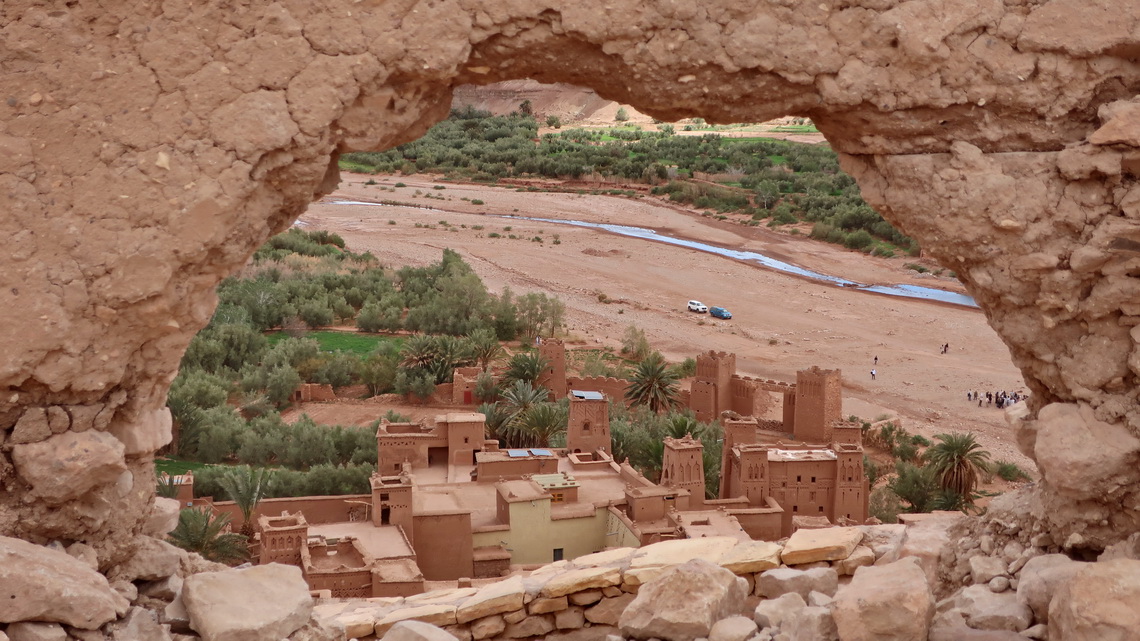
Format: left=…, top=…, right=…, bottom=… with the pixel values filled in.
left=719, top=416, right=758, bottom=498
left=793, top=367, right=842, bottom=443
left=660, top=435, right=706, bottom=508
left=537, top=338, right=568, bottom=400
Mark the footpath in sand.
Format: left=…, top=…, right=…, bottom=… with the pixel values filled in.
left=301, top=173, right=1031, bottom=468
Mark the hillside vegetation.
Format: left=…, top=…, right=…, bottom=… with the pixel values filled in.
left=342, top=108, right=917, bottom=256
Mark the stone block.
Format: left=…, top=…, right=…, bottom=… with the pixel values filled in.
left=783, top=605, right=837, bottom=641
left=568, top=590, right=603, bottom=606
left=503, top=614, right=554, bottom=638
left=832, top=558, right=934, bottom=641
left=620, top=559, right=748, bottom=641
left=1015, top=554, right=1081, bottom=623
left=143, top=497, right=182, bottom=537
left=0, top=536, right=129, bottom=629
left=555, top=606, right=585, bottom=630
left=780, top=527, right=863, bottom=565
left=834, top=545, right=874, bottom=576
left=111, top=535, right=182, bottom=582
left=470, top=615, right=505, bottom=640
left=456, top=575, right=524, bottom=623
left=5, top=623, right=66, bottom=641
left=629, top=537, right=740, bottom=569
left=969, top=555, right=1007, bottom=584
left=1048, top=558, right=1140, bottom=640
left=584, top=594, right=634, bottom=626
left=718, top=540, right=782, bottom=574
left=943, top=585, right=1031, bottom=632
left=376, top=605, right=459, bottom=635
left=528, top=596, right=568, bottom=614
left=11, top=430, right=127, bottom=505
left=753, top=592, right=806, bottom=629
left=10, top=408, right=51, bottom=444
left=380, top=621, right=460, bottom=641
left=108, top=607, right=172, bottom=641
left=182, top=564, right=312, bottom=641
left=709, top=615, right=758, bottom=641
left=756, top=567, right=838, bottom=599
left=540, top=566, right=621, bottom=598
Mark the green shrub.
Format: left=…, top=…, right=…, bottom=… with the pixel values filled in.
left=996, top=461, right=1032, bottom=482
left=471, top=199, right=484, bottom=205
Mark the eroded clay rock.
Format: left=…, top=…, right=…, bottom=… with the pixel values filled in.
left=940, top=585, right=1032, bottom=632
left=832, top=558, right=934, bottom=641
left=10, top=430, right=127, bottom=505
left=0, top=536, right=128, bottom=629
left=182, top=564, right=313, bottom=641
left=1032, top=402, right=1140, bottom=501
left=620, top=558, right=748, bottom=641
left=108, top=607, right=172, bottom=641
left=143, top=497, right=182, bottom=538
left=1048, top=558, right=1140, bottom=640
left=109, top=535, right=182, bottom=582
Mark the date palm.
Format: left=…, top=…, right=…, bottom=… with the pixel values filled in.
left=168, top=508, right=249, bottom=564
left=625, top=352, right=679, bottom=413
left=924, top=432, right=991, bottom=498
left=218, top=467, right=274, bottom=537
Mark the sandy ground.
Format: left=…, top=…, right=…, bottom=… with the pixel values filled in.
left=299, top=174, right=1032, bottom=470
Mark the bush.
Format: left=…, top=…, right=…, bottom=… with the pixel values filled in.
left=869, top=486, right=901, bottom=523
left=615, top=107, right=629, bottom=122
left=620, top=325, right=652, bottom=361
left=995, top=461, right=1032, bottom=482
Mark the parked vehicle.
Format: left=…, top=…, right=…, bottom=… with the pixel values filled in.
left=687, top=300, right=708, bottom=313
left=709, top=306, right=732, bottom=319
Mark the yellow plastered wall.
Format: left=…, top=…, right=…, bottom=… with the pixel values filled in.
left=471, top=502, right=611, bottom=565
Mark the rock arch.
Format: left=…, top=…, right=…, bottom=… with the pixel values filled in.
left=2, top=0, right=1139, bottom=565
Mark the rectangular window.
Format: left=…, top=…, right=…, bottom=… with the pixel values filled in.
left=792, top=505, right=798, bottom=513
left=551, top=493, right=565, bottom=503
left=797, top=475, right=802, bottom=482
left=380, top=493, right=389, bottom=501
left=811, top=476, right=816, bottom=483
left=553, top=548, right=564, bottom=561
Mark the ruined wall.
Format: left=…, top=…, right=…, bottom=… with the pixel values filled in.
left=2, top=0, right=1140, bottom=580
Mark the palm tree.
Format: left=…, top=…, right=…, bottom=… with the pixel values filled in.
left=924, top=432, right=991, bottom=498
left=467, top=328, right=505, bottom=370
left=663, top=412, right=703, bottom=439
left=399, top=334, right=439, bottom=371
left=218, top=467, right=274, bottom=537
left=503, top=352, right=548, bottom=387
left=625, top=352, right=679, bottom=413
left=505, top=403, right=567, bottom=449
left=156, top=472, right=180, bottom=499
left=497, top=380, right=551, bottom=447
left=168, top=508, right=249, bottom=564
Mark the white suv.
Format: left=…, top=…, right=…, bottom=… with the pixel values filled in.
left=687, top=300, right=708, bottom=313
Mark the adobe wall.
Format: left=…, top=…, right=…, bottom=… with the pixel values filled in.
left=413, top=512, right=475, bottom=581
left=565, top=376, right=629, bottom=403
left=3, top=0, right=1140, bottom=585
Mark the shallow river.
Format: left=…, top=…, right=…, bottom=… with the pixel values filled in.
left=328, top=200, right=978, bottom=309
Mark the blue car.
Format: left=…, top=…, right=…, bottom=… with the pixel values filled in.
left=709, top=306, right=732, bottom=319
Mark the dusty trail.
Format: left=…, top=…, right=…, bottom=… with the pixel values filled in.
left=303, top=173, right=1031, bottom=468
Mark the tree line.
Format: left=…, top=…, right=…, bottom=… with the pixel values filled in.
left=341, top=108, right=917, bottom=255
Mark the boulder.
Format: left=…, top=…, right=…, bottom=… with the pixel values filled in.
left=182, top=564, right=312, bottom=641
left=568, top=590, right=603, bottom=606
left=1048, top=558, right=1140, bottom=640
left=143, top=497, right=183, bottom=537
left=834, top=546, right=875, bottom=576
left=928, top=610, right=1026, bottom=641
left=857, top=524, right=907, bottom=562
left=376, top=604, right=459, bottom=634
left=969, top=555, right=1007, bottom=584
left=783, top=605, right=837, bottom=641
left=108, top=607, right=172, bottom=641
left=528, top=596, right=568, bottom=614
left=1015, top=554, right=1081, bottom=623
left=709, top=615, right=759, bottom=641
left=780, top=527, right=863, bottom=565
left=895, top=512, right=964, bottom=585
left=503, top=614, right=554, bottom=638
left=1032, top=402, right=1140, bottom=501
left=620, top=559, right=748, bottom=641
left=10, top=430, right=127, bottom=504
left=0, top=536, right=129, bottom=629
left=572, top=547, right=637, bottom=568
left=4, top=623, right=66, bottom=641
left=942, top=585, right=1031, bottom=632
left=456, top=575, right=524, bottom=623
left=756, top=567, right=838, bottom=599
left=718, top=541, right=782, bottom=574
left=832, top=558, right=934, bottom=641
left=555, top=607, right=585, bottom=630
left=381, top=621, right=460, bottom=641
left=753, top=592, right=806, bottom=630
left=110, top=535, right=182, bottom=582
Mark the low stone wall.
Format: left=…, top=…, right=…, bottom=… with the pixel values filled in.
left=315, top=526, right=900, bottom=640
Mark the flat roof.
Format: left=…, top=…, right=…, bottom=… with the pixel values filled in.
left=571, top=390, right=604, bottom=400
left=497, top=479, right=549, bottom=503
left=307, top=522, right=415, bottom=560
left=533, top=473, right=578, bottom=489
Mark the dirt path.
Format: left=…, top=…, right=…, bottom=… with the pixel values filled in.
left=303, top=174, right=1031, bottom=469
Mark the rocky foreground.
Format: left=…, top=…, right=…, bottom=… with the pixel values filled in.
left=7, top=494, right=1133, bottom=641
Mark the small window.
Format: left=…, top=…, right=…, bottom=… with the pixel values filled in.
left=792, top=505, right=798, bottom=513
left=553, top=548, right=564, bottom=561
left=380, top=493, right=389, bottom=501
left=551, top=492, right=565, bottom=503
left=818, top=506, right=824, bottom=513
left=797, top=475, right=801, bottom=482
left=811, top=476, right=816, bottom=483
left=464, top=437, right=469, bottom=444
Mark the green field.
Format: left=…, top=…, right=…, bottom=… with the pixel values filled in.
left=156, top=457, right=210, bottom=477
left=266, top=330, right=405, bottom=355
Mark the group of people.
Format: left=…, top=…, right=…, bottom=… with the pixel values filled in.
left=939, top=343, right=950, bottom=354
left=968, top=389, right=1024, bottom=409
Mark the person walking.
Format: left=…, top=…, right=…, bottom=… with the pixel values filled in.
left=870, top=369, right=877, bottom=381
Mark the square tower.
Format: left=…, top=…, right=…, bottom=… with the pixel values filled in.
left=719, top=416, right=758, bottom=498
left=537, top=338, right=568, bottom=400
left=695, top=351, right=736, bottom=416
left=833, top=443, right=867, bottom=523
left=257, top=511, right=309, bottom=566
left=371, top=471, right=415, bottom=543
left=793, top=367, right=842, bottom=443
left=567, top=390, right=610, bottom=456
left=660, top=435, right=706, bottom=508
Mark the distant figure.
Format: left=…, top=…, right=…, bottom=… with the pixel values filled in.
left=874, top=355, right=878, bottom=365
left=870, top=369, right=877, bottom=381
